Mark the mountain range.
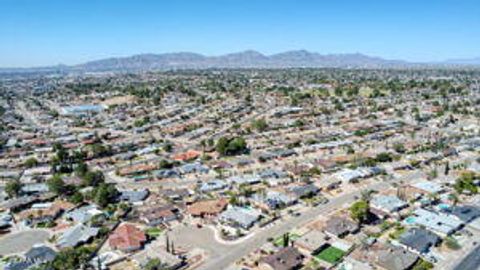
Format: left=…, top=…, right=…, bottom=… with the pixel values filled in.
left=1, top=50, right=480, bottom=74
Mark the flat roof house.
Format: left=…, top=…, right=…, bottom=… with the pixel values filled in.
left=405, top=208, right=463, bottom=236
left=370, top=195, right=407, bottom=218
left=324, top=216, right=359, bottom=238
left=294, top=230, right=329, bottom=255
left=219, top=206, right=262, bottom=229
left=398, top=227, right=441, bottom=254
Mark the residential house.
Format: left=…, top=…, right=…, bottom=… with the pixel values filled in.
left=227, top=175, right=261, bottom=186
left=350, top=242, right=418, bottom=270
left=370, top=195, right=407, bottom=218
left=57, top=223, right=100, bottom=249
left=109, top=223, right=147, bottom=252
left=409, top=181, right=444, bottom=196
left=17, top=200, right=74, bottom=226
left=199, top=179, right=228, bottom=192
left=154, top=169, right=180, bottom=179
left=448, top=205, right=480, bottom=223
left=160, top=188, right=193, bottom=202
left=405, top=208, right=463, bottom=236
left=119, top=189, right=149, bottom=204
left=118, top=164, right=157, bottom=177
left=138, top=204, right=180, bottom=226
left=5, top=245, right=57, bottom=270
left=186, top=198, right=228, bottom=218
left=20, top=183, right=49, bottom=195
left=295, top=230, right=329, bottom=255
left=324, top=216, right=359, bottom=238
left=398, top=227, right=441, bottom=254
left=172, top=150, right=201, bottom=162
left=65, top=204, right=103, bottom=223
left=259, top=247, right=304, bottom=270
left=252, top=190, right=296, bottom=210
left=178, top=162, right=209, bottom=174
left=219, top=206, right=262, bottom=229
left=288, top=184, right=319, bottom=199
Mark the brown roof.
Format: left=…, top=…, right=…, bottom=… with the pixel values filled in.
left=139, top=205, right=178, bottom=223
left=17, top=200, right=75, bottom=221
left=261, top=247, right=304, bottom=270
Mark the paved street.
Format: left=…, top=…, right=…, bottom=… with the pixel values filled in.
left=0, top=230, right=50, bottom=255
left=453, top=245, right=480, bottom=270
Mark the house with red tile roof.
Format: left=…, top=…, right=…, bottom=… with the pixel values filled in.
left=108, top=223, right=147, bottom=252
left=172, top=149, right=201, bottom=162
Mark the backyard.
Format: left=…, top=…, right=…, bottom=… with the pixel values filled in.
left=314, top=246, right=346, bottom=264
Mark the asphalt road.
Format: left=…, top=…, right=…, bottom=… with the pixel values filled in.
left=0, top=230, right=50, bottom=255
left=453, top=245, right=480, bottom=270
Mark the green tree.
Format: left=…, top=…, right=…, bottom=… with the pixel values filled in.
left=215, top=137, right=230, bottom=155
left=444, top=162, right=450, bottom=175
left=5, top=180, right=22, bottom=198
left=226, top=137, right=247, bottom=155
left=82, top=171, right=105, bottom=187
left=375, top=152, right=393, bottom=163
left=393, top=143, right=406, bottom=153
left=74, top=161, right=88, bottom=177
left=47, top=175, right=68, bottom=195
left=454, top=172, right=478, bottom=194
left=251, top=118, right=268, bottom=132
left=444, top=236, right=461, bottom=250
left=68, top=191, right=84, bottom=204
left=350, top=200, right=369, bottom=223
left=163, top=143, right=173, bottom=152
left=24, top=157, right=39, bottom=168
left=144, top=258, right=168, bottom=270
left=49, top=246, right=93, bottom=270
left=94, top=183, right=119, bottom=207
left=412, top=259, right=434, bottom=270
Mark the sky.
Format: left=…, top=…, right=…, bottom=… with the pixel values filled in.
left=1, top=0, right=479, bottom=67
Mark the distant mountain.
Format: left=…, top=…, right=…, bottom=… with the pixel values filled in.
left=72, top=50, right=413, bottom=72
left=1, top=50, right=479, bottom=74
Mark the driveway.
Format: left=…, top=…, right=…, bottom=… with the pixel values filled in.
left=0, top=230, right=50, bottom=255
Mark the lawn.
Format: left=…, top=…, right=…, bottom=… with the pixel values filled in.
left=388, top=225, right=406, bottom=239
left=314, top=246, right=345, bottom=264
left=145, top=227, right=164, bottom=237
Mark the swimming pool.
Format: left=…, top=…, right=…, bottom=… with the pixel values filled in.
left=404, top=216, right=416, bottom=224
left=438, top=203, right=450, bottom=210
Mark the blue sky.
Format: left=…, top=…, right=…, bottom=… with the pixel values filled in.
left=1, top=0, right=479, bottom=67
